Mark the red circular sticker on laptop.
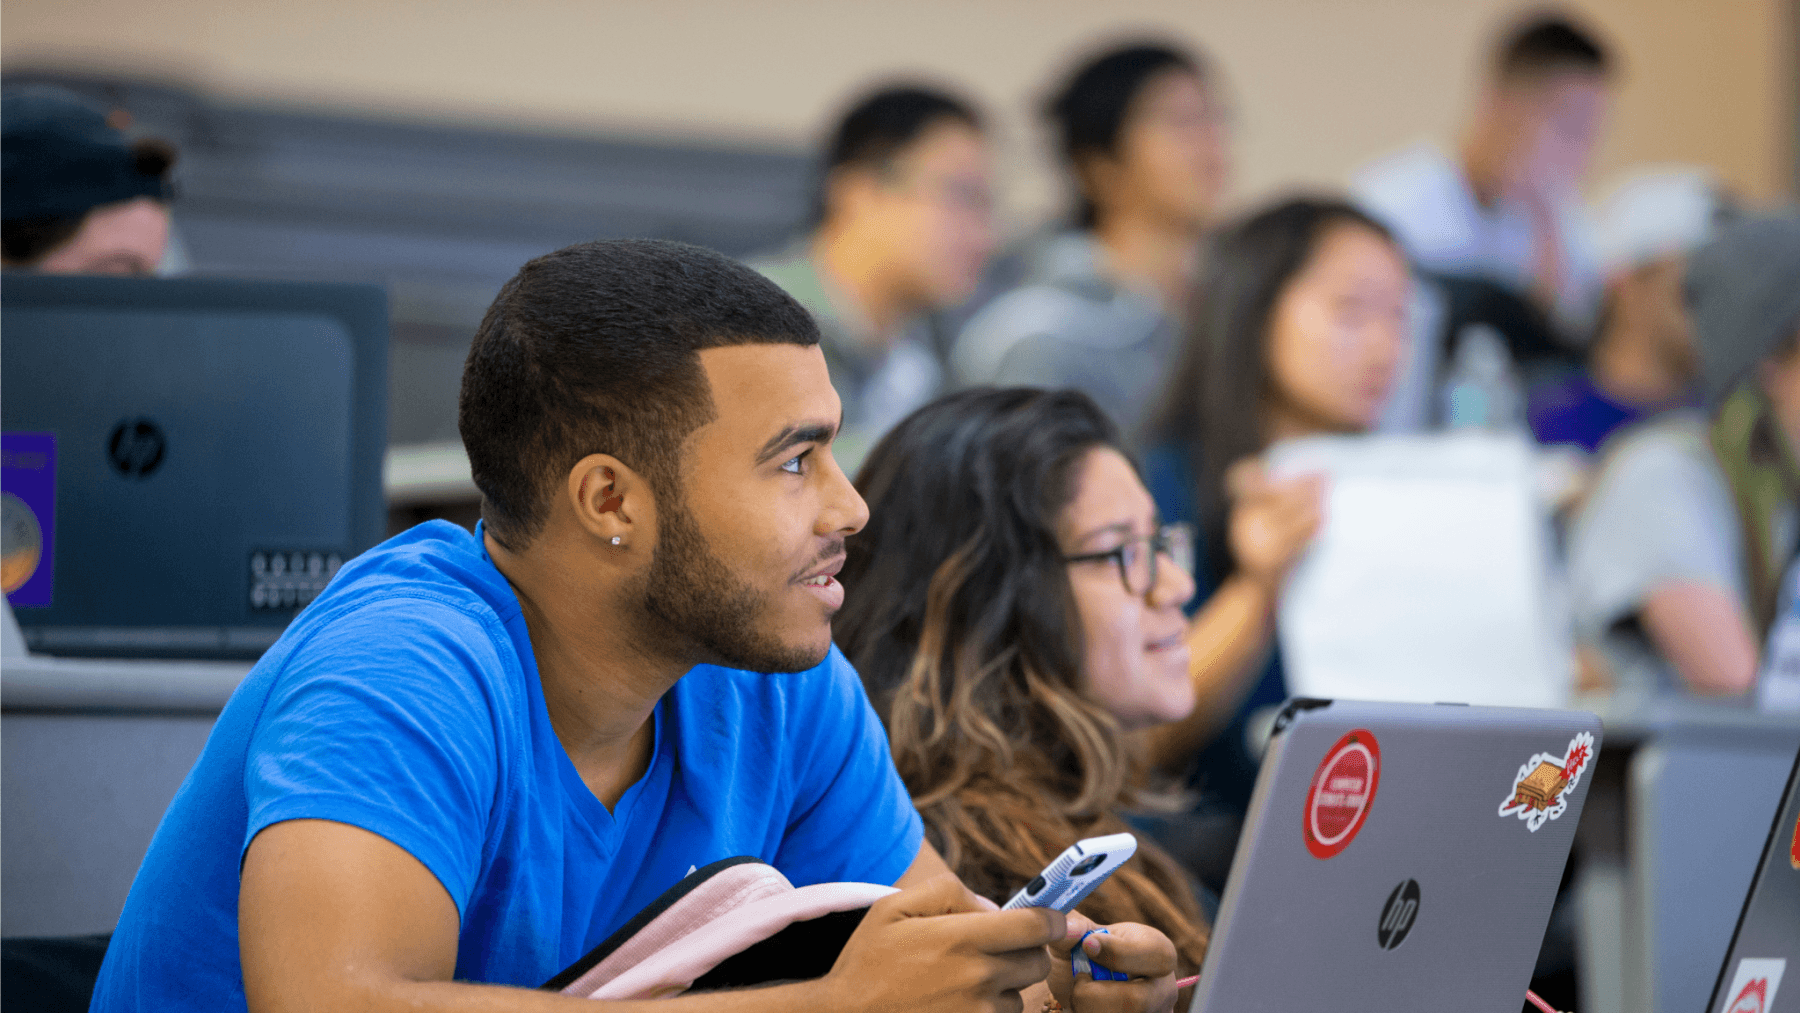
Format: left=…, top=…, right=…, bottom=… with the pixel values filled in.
left=1303, top=729, right=1381, bottom=859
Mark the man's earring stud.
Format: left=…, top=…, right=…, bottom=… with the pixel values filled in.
left=611, top=537, right=622, bottom=546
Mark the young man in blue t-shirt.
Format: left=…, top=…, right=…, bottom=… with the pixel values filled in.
left=91, top=240, right=1177, bottom=1013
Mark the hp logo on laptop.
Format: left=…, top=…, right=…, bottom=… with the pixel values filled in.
left=107, top=418, right=166, bottom=479
left=1377, top=879, right=1420, bottom=950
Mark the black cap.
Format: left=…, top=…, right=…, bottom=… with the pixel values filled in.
left=3, top=85, right=172, bottom=221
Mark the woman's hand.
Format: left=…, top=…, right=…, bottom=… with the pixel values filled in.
left=1045, top=912, right=1180, bottom=1013
left=1224, top=460, right=1324, bottom=591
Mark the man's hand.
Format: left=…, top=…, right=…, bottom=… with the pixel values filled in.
left=1225, top=460, right=1323, bottom=590
left=1046, top=913, right=1179, bottom=1013
left=814, top=874, right=1062, bottom=1013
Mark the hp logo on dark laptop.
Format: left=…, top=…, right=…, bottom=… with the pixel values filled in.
left=107, top=418, right=166, bottom=479
left=1377, top=879, right=1420, bottom=950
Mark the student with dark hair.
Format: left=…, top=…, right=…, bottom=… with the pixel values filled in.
left=749, top=84, right=994, bottom=474
left=1352, top=12, right=1612, bottom=341
left=837, top=387, right=1206, bottom=1009
left=953, top=41, right=1229, bottom=439
left=1137, top=198, right=1409, bottom=883
left=91, top=240, right=1183, bottom=1013
left=1, top=85, right=176, bottom=276
left=1528, top=167, right=1733, bottom=453
left=1569, top=214, right=1800, bottom=698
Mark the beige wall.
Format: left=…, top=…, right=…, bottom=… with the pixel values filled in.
left=4, top=0, right=1792, bottom=224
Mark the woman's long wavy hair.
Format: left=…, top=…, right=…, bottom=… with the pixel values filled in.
left=835, top=387, right=1209, bottom=976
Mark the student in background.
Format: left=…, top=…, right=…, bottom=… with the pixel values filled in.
left=1352, top=13, right=1610, bottom=342
left=749, top=85, right=995, bottom=475
left=1569, top=214, right=1800, bottom=698
left=1137, top=198, right=1409, bottom=887
left=1528, top=167, right=1734, bottom=453
left=1, top=85, right=176, bottom=276
left=953, top=41, right=1229, bottom=439
left=836, top=387, right=1207, bottom=1009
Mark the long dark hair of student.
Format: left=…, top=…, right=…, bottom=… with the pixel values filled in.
left=1046, top=42, right=1206, bottom=230
left=1147, top=197, right=1395, bottom=577
left=836, top=387, right=1209, bottom=975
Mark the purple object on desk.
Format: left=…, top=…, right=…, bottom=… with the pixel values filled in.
left=2, top=432, right=56, bottom=607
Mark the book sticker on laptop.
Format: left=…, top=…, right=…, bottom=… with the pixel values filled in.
left=1303, top=729, right=1380, bottom=859
left=1717, top=958, right=1784, bottom=1013
left=1497, top=731, right=1594, bottom=832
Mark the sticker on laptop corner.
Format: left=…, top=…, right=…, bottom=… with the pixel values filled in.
left=1717, top=957, right=1784, bottom=1013
left=1497, top=731, right=1594, bottom=832
left=1303, top=729, right=1380, bottom=859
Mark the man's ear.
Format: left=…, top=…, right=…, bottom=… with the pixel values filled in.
left=565, top=454, right=648, bottom=550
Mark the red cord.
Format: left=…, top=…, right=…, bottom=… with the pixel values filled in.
left=1175, top=975, right=1200, bottom=989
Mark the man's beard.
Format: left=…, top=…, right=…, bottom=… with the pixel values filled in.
left=639, top=492, right=826, bottom=674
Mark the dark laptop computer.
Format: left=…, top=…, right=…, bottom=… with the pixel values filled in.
left=1708, top=743, right=1800, bottom=1013
left=1, top=274, right=387, bottom=659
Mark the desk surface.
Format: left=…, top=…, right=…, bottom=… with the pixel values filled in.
left=1, top=654, right=252, bottom=712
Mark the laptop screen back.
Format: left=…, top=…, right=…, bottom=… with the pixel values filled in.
left=1, top=275, right=387, bottom=658
left=1190, top=698, right=1601, bottom=1013
left=1709, top=746, right=1800, bottom=1013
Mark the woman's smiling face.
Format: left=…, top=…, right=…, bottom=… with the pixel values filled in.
left=1058, top=447, right=1197, bottom=731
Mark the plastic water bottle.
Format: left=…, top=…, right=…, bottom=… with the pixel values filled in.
left=1441, top=324, right=1524, bottom=430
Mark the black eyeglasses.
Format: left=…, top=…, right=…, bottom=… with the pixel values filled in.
left=1063, top=523, right=1195, bottom=597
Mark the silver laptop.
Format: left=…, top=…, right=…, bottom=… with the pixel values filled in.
left=1190, top=698, right=1601, bottom=1012
left=1707, top=743, right=1799, bottom=1013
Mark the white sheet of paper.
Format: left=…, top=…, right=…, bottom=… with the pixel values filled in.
left=1267, top=432, right=1571, bottom=709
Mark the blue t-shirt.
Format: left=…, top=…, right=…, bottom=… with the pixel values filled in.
left=1527, top=372, right=1691, bottom=454
left=91, top=521, right=923, bottom=1012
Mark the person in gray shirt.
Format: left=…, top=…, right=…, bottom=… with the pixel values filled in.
left=1568, top=213, right=1800, bottom=697
left=953, top=42, right=1228, bottom=441
left=749, top=85, right=995, bottom=476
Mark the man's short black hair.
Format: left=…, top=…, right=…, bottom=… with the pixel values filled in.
left=812, top=84, right=983, bottom=225
left=1494, top=13, right=1611, bottom=82
left=458, top=239, right=821, bottom=549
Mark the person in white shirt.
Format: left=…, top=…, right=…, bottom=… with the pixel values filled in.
left=1352, top=14, right=1612, bottom=344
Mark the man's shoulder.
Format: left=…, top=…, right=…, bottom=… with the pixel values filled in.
left=1596, top=413, right=1720, bottom=486
left=1350, top=141, right=1476, bottom=252
left=1579, top=413, right=1731, bottom=540
left=744, top=241, right=828, bottom=309
left=1350, top=142, right=1460, bottom=205
left=271, top=521, right=522, bottom=675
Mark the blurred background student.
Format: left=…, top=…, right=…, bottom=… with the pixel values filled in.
left=1352, top=13, right=1612, bottom=344
left=1, top=85, right=176, bottom=277
left=1136, top=197, right=1410, bottom=891
left=748, top=85, right=995, bottom=475
left=1527, top=166, right=1734, bottom=454
left=952, top=41, right=1229, bottom=440
left=1568, top=213, right=1800, bottom=698
left=835, top=387, right=1211, bottom=996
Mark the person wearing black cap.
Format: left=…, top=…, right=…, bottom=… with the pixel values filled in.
left=1568, top=213, right=1800, bottom=699
left=2, top=85, right=176, bottom=276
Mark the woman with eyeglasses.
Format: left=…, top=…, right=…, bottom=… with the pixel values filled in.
left=834, top=386, right=1210, bottom=1005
